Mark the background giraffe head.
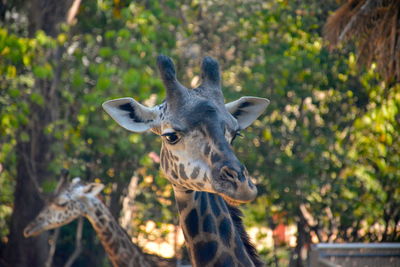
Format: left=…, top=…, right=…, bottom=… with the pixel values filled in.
left=24, top=177, right=104, bottom=237
left=103, top=55, right=269, bottom=204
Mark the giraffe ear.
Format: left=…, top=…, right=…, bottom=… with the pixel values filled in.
left=102, top=97, right=160, bottom=132
left=82, top=183, right=105, bottom=197
left=226, top=96, right=270, bottom=129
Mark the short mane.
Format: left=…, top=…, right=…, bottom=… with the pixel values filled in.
left=228, top=204, right=264, bottom=267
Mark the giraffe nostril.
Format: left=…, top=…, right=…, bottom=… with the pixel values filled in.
left=220, top=166, right=238, bottom=181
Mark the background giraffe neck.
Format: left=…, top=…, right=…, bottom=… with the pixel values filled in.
left=84, top=197, right=152, bottom=267
left=173, top=189, right=263, bottom=267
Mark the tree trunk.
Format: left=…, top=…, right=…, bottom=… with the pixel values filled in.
left=3, top=141, right=49, bottom=267
left=3, top=83, right=60, bottom=266
left=2, top=0, right=79, bottom=266
left=289, top=210, right=311, bottom=267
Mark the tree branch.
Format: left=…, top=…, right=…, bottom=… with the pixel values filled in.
left=45, top=228, right=60, bottom=267
left=64, top=217, right=83, bottom=267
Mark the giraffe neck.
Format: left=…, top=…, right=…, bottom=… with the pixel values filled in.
left=174, top=188, right=263, bottom=267
left=84, top=197, right=152, bottom=267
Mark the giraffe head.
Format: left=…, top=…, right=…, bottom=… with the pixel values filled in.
left=103, top=55, right=269, bottom=205
left=24, top=177, right=104, bottom=237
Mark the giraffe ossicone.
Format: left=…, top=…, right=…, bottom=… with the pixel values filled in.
left=103, top=55, right=269, bottom=266
left=23, top=177, right=170, bottom=267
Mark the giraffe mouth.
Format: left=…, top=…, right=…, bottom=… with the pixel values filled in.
left=212, top=177, right=257, bottom=205
left=217, top=174, right=245, bottom=206
left=23, top=224, right=40, bottom=237
left=211, top=165, right=257, bottom=203
left=221, top=195, right=246, bottom=206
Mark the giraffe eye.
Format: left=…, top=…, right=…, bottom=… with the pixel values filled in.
left=230, top=131, right=243, bottom=145
left=162, top=132, right=180, bottom=144
left=56, top=200, right=68, bottom=207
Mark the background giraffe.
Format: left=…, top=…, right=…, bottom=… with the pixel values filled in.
left=24, top=177, right=175, bottom=267
left=103, top=55, right=269, bottom=266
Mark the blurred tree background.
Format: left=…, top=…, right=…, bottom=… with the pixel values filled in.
left=0, top=0, right=399, bottom=266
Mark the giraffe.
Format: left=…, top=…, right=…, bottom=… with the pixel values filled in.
left=23, top=177, right=174, bottom=267
left=102, top=55, right=269, bottom=266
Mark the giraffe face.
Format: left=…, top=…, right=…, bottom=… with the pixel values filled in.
left=103, top=55, right=269, bottom=204
left=24, top=178, right=104, bottom=237
left=158, top=98, right=257, bottom=204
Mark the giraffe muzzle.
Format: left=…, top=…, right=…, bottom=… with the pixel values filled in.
left=23, top=223, right=41, bottom=237
left=212, top=165, right=258, bottom=204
